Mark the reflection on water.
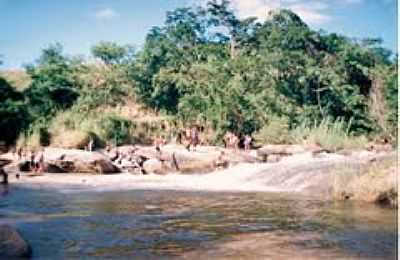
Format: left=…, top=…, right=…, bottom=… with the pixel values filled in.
left=0, top=186, right=397, bottom=259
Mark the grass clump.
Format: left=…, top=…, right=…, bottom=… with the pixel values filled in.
left=333, top=158, right=397, bottom=207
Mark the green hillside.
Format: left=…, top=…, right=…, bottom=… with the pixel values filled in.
left=0, top=1, right=397, bottom=149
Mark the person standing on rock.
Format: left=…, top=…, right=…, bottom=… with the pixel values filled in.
left=154, top=135, right=164, bottom=154
left=190, top=126, right=199, bottom=152
left=37, top=149, right=45, bottom=173
left=29, top=150, right=36, bottom=172
left=17, top=147, right=23, bottom=160
left=88, top=137, right=94, bottom=152
left=223, top=132, right=232, bottom=148
left=244, top=134, right=252, bottom=151
left=184, top=128, right=191, bottom=151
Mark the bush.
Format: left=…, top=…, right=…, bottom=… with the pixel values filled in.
left=51, top=130, right=101, bottom=149
left=17, top=126, right=50, bottom=149
left=95, top=115, right=135, bottom=145
left=253, top=116, right=291, bottom=145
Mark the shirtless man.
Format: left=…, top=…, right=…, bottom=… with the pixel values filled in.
left=226, top=132, right=239, bottom=150
left=184, top=128, right=191, bottom=151
left=223, top=132, right=232, bottom=148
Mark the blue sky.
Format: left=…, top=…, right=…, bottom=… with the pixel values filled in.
left=0, top=0, right=397, bottom=68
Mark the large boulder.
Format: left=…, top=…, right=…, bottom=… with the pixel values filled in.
left=142, top=159, right=170, bottom=175
left=0, top=225, right=32, bottom=258
left=43, top=148, right=119, bottom=174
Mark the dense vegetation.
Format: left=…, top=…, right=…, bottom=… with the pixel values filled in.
left=0, top=0, right=397, bottom=149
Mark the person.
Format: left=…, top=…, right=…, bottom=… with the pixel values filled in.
left=105, top=143, right=111, bottom=153
left=29, top=150, right=36, bottom=172
left=228, top=133, right=239, bottom=150
left=88, top=137, right=94, bottom=152
left=223, top=132, right=232, bottom=148
left=0, top=168, right=8, bottom=184
left=37, top=149, right=45, bottom=173
left=214, top=151, right=228, bottom=169
left=190, top=126, right=199, bottom=151
left=184, top=128, right=191, bottom=151
left=244, top=134, right=252, bottom=151
left=154, top=135, right=164, bottom=154
left=17, top=147, right=23, bottom=160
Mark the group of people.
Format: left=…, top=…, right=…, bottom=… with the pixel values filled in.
left=151, top=126, right=253, bottom=153
left=223, top=131, right=252, bottom=151
left=13, top=147, right=45, bottom=173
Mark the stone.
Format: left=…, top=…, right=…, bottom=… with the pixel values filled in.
left=142, top=159, right=168, bottom=174
left=0, top=225, right=32, bottom=258
left=43, top=148, right=120, bottom=174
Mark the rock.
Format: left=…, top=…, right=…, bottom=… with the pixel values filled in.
left=142, top=159, right=170, bottom=174
left=0, top=225, right=32, bottom=258
left=43, top=148, right=120, bottom=174
left=257, top=145, right=307, bottom=162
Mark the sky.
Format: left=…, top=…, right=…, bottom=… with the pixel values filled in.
left=0, top=0, right=397, bottom=69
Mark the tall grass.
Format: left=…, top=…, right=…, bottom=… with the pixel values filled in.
left=290, top=118, right=368, bottom=151
left=332, top=158, right=397, bottom=207
left=253, top=117, right=368, bottom=151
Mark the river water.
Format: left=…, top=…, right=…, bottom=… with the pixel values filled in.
left=0, top=185, right=397, bottom=259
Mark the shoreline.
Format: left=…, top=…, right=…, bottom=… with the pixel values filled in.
left=4, top=150, right=396, bottom=202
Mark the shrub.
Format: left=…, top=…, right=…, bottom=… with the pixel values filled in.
left=253, top=116, right=291, bottom=145
left=95, top=115, right=135, bottom=145
left=17, top=126, right=50, bottom=149
left=51, top=130, right=101, bottom=149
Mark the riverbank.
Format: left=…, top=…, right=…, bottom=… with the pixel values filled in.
left=3, top=146, right=396, bottom=206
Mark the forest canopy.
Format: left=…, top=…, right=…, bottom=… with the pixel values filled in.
left=0, top=0, right=397, bottom=148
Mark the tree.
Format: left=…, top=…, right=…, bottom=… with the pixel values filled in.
left=24, top=43, right=79, bottom=121
left=0, top=77, right=29, bottom=144
left=91, top=41, right=128, bottom=65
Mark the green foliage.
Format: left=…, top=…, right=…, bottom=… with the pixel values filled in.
left=253, top=116, right=291, bottom=145
left=24, top=43, right=79, bottom=121
left=96, top=115, right=134, bottom=145
left=290, top=118, right=368, bottom=151
left=0, top=78, right=29, bottom=145
left=130, top=2, right=395, bottom=140
left=1, top=1, right=397, bottom=148
left=91, top=41, right=132, bottom=65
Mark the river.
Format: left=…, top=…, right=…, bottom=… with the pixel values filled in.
left=0, top=184, right=396, bottom=259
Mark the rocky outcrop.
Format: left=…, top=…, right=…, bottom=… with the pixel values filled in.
left=104, top=145, right=260, bottom=174
left=257, top=145, right=306, bottom=162
left=0, top=225, right=32, bottom=258
left=44, top=148, right=120, bottom=174
left=8, top=148, right=120, bottom=174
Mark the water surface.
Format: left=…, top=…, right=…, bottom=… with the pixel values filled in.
left=0, top=185, right=396, bottom=259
